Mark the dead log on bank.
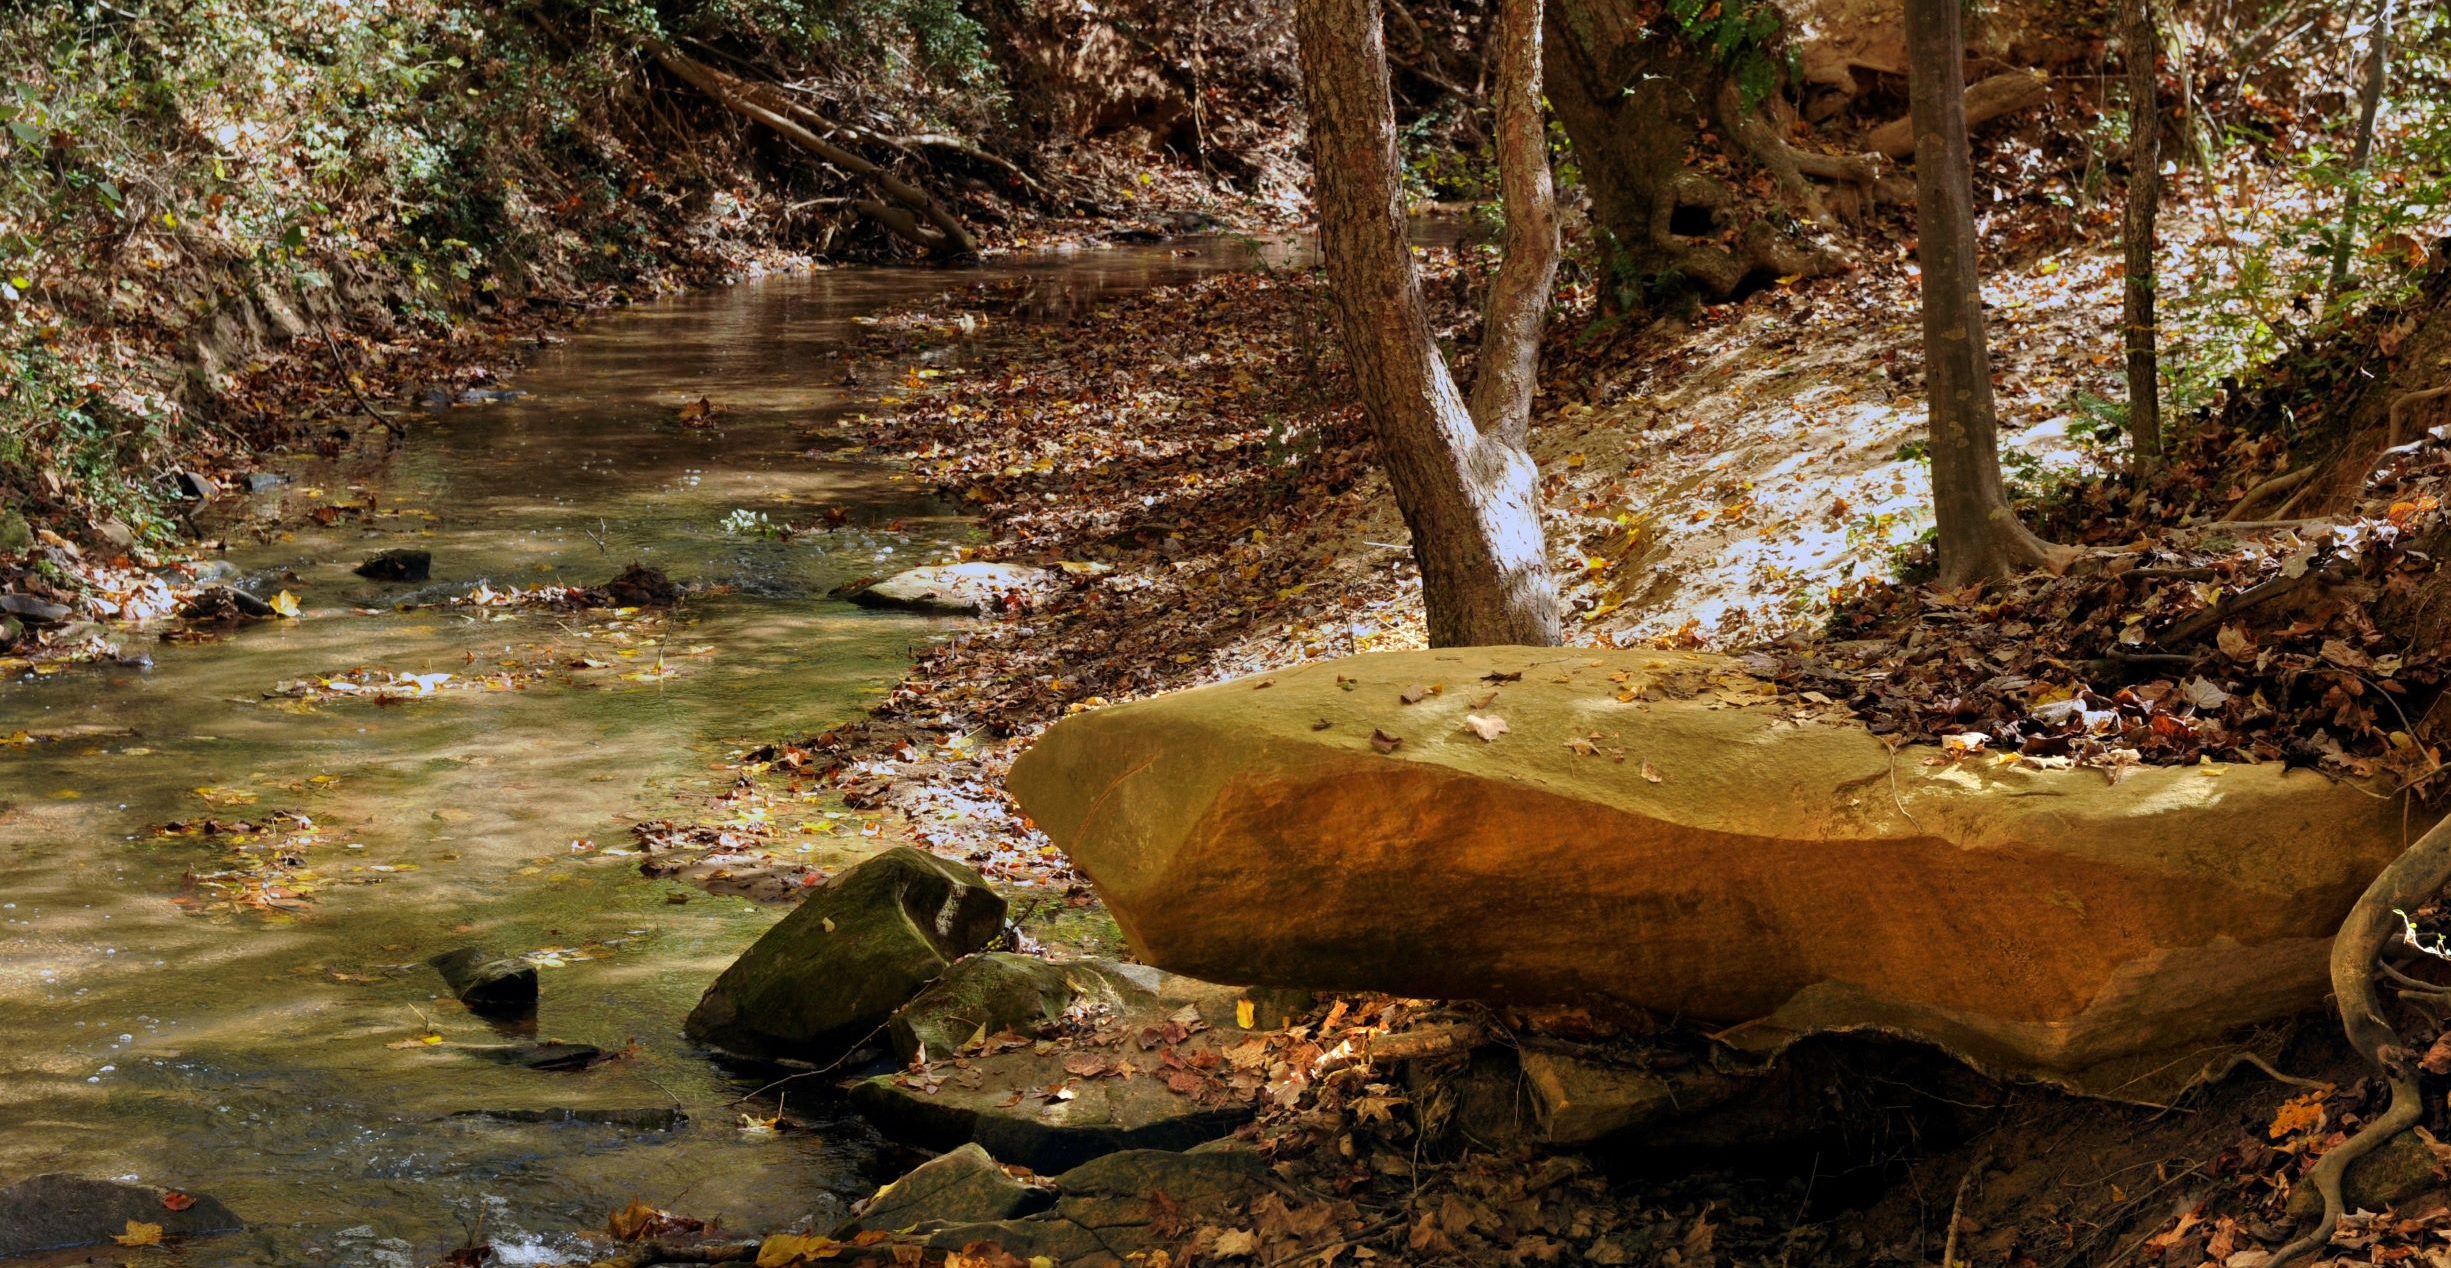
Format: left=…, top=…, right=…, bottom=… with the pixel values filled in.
left=646, top=42, right=979, bottom=258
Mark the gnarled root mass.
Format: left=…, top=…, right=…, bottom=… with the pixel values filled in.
left=2269, top=809, right=2451, bottom=1267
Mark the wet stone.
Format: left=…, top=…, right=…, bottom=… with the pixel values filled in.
left=355, top=548, right=433, bottom=582
left=428, top=947, right=538, bottom=1016
left=0, top=593, right=70, bottom=625
left=923, top=1149, right=1282, bottom=1266
left=0, top=1173, right=242, bottom=1258
left=685, top=847, right=1006, bottom=1065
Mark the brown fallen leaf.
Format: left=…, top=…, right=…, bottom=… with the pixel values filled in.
left=1464, top=714, right=1508, bottom=742
left=1369, top=729, right=1403, bottom=754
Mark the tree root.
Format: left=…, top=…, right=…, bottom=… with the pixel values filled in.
left=1714, top=82, right=1876, bottom=229
left=2226, top=463, right=2323, bottom=520
left=2267, top=809, right=2451, bottom=1268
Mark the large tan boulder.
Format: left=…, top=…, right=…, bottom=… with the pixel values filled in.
left=1007, top=648, right=2407, bottom=1092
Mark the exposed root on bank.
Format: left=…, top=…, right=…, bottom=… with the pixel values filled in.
left=2269, top=808, right=2451, bottom=1268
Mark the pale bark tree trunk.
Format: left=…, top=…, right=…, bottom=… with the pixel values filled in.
left=2326, top=0, right=2396, bottom=302
left=2122, top=0, right=2164, bottom=470
left=1296, top=0, right=1562, bottom=646
left=1904, top=0, right=2071, bottom=585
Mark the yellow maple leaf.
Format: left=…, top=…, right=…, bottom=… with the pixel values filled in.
left=755, top=1232, right=841, bottom=1266
left=268, top=590, right=301, bottom=618
left=114, top=1219, right=164, bottom=1247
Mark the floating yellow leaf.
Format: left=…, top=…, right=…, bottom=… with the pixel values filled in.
left=1236, top=998, right=1256, bottom=1029
left=114, top=1220, right=163, bottom=1247
left=268, top=590, right=301, bottom=618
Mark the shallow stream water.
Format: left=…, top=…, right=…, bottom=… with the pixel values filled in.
left=0, top=236, right=1302, bottom=1266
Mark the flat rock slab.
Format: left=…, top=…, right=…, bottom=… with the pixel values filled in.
left=1008, top=647, right=2409, bottom=1093
left=923, top=1149, right=1282, bottom=1266
left=0, top=1173, right=241, bottom=1258
left=850, top=1026, right=1262, bottom=1172
left=849, top=563, right=1051, bottom=615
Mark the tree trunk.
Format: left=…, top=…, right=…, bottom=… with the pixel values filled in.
left=1542, top=0, right=1849, bottom=307
left=2123, top=0, right=2164, bottom=469
left=1904, top=0, right=2070, bottom=585
left=2326, top=0, right=2396, bottom=303
left=1296, top=0, right=1562, bottom=647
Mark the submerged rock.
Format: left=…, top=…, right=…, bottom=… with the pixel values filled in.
left=849, top=562, right=1050, bottom=615
left=427, top=947, right=537, bottom=1016
left=597, top=563, right=679, bottom=607
left=838, top=1142, right=1051, bottom=1236
left=1008, top=647, right=2409, bottom=1094
left=922, top=1149, right=1282, bottom=1266
left=0, top=593, right=70, bottom=625
left=849, top=1038, right=1258, bottom=1172
left=0, top=1173, right=241, bottom=1258
left=355, top=548, right=432, bottom=582
left=685, top=847, right=1007, bottom=1063
left=179, top=586, right=275, bottom=621
left=445, top=1106, right=686, bottom=1130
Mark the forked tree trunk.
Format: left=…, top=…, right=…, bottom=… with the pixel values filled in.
left=1904, top=0, right=2071, bottom=585
left=1295, top=0, right=1562, bottom=646
left=2122, top=0, right=2164, bottom=469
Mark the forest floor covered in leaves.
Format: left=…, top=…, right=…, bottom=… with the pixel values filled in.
left=622, top=156, right=2451, bottom=1260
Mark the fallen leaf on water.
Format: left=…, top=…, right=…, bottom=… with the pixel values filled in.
left=268, top=590, right=301, bottom=618
left=115, top=1220, right=163, bottom=1247
left=1464, top=714, right=1509, bottom=742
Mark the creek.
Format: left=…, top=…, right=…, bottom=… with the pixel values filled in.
left=0, top=236, right=1301, bottom=1266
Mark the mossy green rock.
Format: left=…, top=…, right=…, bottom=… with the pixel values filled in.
left=0, top=510, right=30, bottom=554
left=2287, top=1128, right=2446, bottom=1217
left=684, top=847, right=1006, bottom=1063
left=888, top=953, right=1154, bottom=1060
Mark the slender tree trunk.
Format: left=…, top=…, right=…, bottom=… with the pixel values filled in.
left=1904, top=0, right=2070, bottom=585
left=1468, top=0, right=1562, bottom=452
left=1296, top=0, right=1562, bottom=646
left=2327, top=0, right=2396, bottom=302
left=2122, top=0, right=2164, bottom=470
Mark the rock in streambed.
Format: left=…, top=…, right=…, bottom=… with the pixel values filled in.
left=684, top=847, right=1006, bottom=1064
left=1008, top=646, right=2409, bottom=1094
left=0, top=1174, right=241, bottom=1258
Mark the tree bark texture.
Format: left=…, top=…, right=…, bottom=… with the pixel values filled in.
left=1905, top=0, right=2067, bottom=584
left=2123, top=0, right=2163, bottom=468
left=2327, top=0, right=2396, bottom=302
left=1296, top=0, right=1561, bottom=646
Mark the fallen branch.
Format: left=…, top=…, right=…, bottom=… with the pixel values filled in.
left=646, top=41, right=977, bottom=257
left=2266, top=808, right=2451, bottom=1268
